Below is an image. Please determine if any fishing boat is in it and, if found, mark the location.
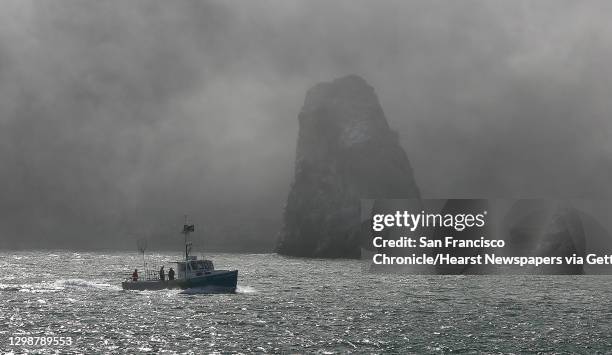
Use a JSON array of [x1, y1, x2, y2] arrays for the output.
[[121, 220, 238, 292]]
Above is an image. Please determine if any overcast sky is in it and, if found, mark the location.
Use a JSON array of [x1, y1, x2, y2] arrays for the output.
[[1, 0, 611, 249]]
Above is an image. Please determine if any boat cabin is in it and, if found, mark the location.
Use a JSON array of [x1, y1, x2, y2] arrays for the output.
[[175, 256, 215, 279]]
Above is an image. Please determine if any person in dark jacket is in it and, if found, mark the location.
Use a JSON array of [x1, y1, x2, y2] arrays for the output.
[[159, 266, 165, 281], [168, 267, 175, 281], [132, 269, 138, 282]]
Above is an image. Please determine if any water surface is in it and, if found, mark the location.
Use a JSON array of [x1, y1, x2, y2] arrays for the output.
[[1, 251, 611, 353]]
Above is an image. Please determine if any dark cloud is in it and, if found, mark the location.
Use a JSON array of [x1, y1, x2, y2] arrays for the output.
[[1, 0, 611, 249]]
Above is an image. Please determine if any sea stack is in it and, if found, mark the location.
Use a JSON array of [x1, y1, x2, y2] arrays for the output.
[[277, 75, 420, 258]]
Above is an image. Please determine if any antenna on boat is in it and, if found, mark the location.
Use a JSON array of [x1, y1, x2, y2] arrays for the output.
[[136, 238, 148, 270], [182, 215, 195, 279]]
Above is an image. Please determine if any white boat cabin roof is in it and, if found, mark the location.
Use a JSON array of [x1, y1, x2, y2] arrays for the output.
[[172, 256, 214, 271]]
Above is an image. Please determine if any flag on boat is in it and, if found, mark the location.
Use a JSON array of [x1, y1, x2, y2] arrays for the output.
[[183, 224, 195, 233]]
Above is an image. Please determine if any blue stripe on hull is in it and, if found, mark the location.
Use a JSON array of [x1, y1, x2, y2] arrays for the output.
[[122, 270, 238, 292], [184, 270, 238, 291]]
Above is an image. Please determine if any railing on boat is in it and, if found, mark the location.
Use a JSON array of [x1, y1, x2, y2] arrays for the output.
[[143, 269, 161, 281], [125, 269, 166, 281]]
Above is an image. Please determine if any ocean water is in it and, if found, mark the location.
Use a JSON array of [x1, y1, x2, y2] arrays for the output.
[[1, 251, 611, 354]]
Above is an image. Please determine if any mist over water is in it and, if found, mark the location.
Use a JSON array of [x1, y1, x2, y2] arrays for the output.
[[1, 251, 611, 353], [2, 1, 612, 249]]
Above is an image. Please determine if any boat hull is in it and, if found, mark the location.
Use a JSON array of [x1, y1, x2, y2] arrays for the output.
[[121, 270, 238, 292]]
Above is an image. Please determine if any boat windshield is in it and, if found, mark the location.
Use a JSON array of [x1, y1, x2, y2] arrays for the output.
[[191, 260, 214, 271], [176, 259, 214, 272]]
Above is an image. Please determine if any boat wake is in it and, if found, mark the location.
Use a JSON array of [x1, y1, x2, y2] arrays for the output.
[[0, 283, 20, 292], [52, 279, 121, 291], [1, 279, 120, 293]]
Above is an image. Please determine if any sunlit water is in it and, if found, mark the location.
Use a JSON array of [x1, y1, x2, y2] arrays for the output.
[[1, 251, 611, 353]]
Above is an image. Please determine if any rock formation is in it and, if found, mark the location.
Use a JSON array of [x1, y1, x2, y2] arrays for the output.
[[277, 75, 420, 258]]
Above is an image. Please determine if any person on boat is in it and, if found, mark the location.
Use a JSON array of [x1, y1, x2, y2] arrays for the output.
[[159, 266, 165, 281], [168, 267, 175, 281], [132, 269, 138, 282]]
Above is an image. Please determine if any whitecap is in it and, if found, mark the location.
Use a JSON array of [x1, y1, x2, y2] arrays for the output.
[[236, 285, 257, 294]]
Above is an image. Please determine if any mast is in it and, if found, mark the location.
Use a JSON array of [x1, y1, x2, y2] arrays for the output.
[[136, 238, 147, 270], [184, 215, 189, 261], [182, 215, 194, 279]]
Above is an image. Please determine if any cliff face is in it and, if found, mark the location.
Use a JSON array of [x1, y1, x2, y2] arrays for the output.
[[277, 75, 420, 258]]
